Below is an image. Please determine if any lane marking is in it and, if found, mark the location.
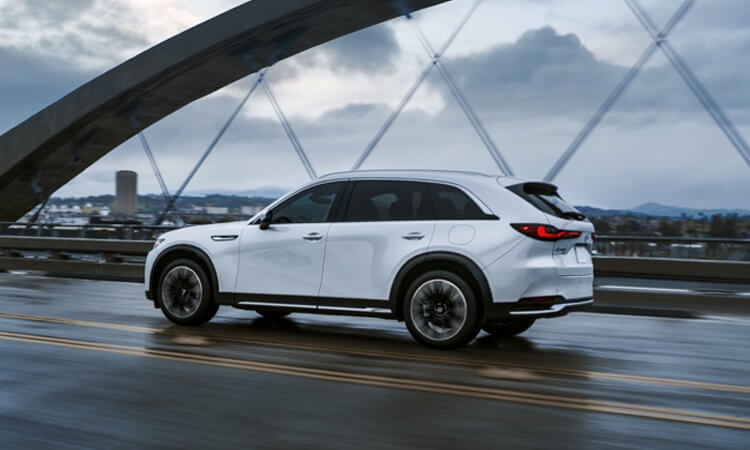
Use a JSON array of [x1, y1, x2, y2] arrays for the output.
[[1, 311, 749, 394], [0, 330, 748, 431], [597, 285, 693, 294]]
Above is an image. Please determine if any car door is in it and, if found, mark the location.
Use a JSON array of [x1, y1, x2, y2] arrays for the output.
[[235, 181, 345, 303], [319, 180, 435, 306]]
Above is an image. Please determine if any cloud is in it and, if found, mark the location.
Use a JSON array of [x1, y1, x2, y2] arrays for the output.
[[434, 25, 750, 125], [0, 0, 96, 27], [434, 26, 627, 120], [296, 23, 402, 75], [0, 0, 162, 69], [0, 47, 95, 133], [324, 24, 401, 73], [4, 1, 750, 211]]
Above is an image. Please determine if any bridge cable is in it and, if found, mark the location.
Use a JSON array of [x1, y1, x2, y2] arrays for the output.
[[404, 12, 514, 176], [543, 0, 695, 182], [127, 113, 171, 201], [135, 131, 171, 200], [260, 76, 318, 180], [625, 0, 750, 169], [351, 0, 482, 170], [156, 71, 265, 223]]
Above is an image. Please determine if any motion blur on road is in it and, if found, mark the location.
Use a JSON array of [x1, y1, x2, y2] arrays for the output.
[[1, 273, 748, 449]]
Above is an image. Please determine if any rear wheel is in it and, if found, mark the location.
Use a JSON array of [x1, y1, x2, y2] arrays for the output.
[[403, 270, 480, 349], [158, 258, 218, 325], [482, 318, 535, 337]]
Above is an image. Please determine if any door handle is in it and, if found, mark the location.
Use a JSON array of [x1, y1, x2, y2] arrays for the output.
[[303, 233, 323, 241], [402, 232, 425, 241], [211, 235, 238, 242]]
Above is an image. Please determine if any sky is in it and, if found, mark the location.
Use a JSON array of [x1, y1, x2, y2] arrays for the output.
[[1, 0, 749, 209]]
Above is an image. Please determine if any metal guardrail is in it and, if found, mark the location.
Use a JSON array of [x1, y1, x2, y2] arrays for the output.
[[594, 235, 750, 261], [1, 236, 748, 316], [0, 222, 176, 241], [1, 235, 748, 282], [0, 236, 152, 281], [4, 226, 748, 260]]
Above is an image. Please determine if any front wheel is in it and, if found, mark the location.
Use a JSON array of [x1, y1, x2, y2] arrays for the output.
[[157, 259, 219, 325], [403, 270, 481, 349], [482, 318, 535, 337]]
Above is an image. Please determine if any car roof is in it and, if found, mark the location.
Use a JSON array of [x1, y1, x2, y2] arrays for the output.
[[317, 169, 529, 186]]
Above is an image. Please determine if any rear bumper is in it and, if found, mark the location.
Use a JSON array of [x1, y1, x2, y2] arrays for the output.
[[486, 297, 594, 320]]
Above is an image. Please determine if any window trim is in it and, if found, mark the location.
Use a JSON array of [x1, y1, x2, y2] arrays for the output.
[[334, 178, 498, 223], [253, 181, 346, 225], [338, 179, 434, 223], [429, 182, 499, 221]]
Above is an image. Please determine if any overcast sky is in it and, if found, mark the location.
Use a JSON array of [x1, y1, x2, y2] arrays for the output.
[[1, 0, 749, 209]]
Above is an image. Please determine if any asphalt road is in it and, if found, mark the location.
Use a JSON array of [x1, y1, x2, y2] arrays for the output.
[[1, 273, 748, 449]]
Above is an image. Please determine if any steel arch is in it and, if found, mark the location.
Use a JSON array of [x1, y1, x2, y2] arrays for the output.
[[0, 0, 449, 221]]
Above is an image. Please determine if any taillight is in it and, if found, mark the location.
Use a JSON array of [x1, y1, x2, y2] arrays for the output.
[[511, 223, 582, 241]]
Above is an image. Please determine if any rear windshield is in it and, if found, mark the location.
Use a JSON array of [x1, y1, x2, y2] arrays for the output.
[[507, 182, 586, 221]]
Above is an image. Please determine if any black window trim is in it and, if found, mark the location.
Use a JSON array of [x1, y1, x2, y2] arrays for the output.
[[429, 182, 499, 221], [338, 179, 434, 223], [333, 178, 499, 223], [507, 182, 585, 221], [252, 180, 347, 225]]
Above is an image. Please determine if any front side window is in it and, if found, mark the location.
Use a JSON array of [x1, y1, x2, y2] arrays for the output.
[[271, 182, 342, 224], [343, 181, 432, 222]]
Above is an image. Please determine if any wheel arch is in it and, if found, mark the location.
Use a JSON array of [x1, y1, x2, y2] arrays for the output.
[[150, 245, 226, 306], [389, 252, 492, 321]]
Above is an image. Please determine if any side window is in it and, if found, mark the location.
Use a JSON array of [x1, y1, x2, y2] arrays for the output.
[[271, 182, 342, 224], [431, 184, 493, 220], [343, 181, 433, 222]]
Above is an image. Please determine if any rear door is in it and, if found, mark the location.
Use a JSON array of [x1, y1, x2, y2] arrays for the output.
[[319, 180, 435, 304]]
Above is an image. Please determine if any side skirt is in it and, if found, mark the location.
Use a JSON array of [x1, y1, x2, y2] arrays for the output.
[[231, 293, 395, 319]]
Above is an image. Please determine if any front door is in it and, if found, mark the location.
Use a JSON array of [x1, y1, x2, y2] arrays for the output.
[[236, 182, 344, 301]]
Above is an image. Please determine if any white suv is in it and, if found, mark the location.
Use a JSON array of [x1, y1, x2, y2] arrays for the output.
[[145, 170, 594, 348]]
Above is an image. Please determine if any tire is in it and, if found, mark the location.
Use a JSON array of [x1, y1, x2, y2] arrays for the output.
[[257, 310, 291, 320], [403, 270, 481, 349], [157, 258, 219, 326], [482, 318, 535, 338]]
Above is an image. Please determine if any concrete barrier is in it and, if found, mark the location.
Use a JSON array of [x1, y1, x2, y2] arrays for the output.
[[594, 256, 749, 283]]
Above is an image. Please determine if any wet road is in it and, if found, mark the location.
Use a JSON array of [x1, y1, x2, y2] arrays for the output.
[[1, 273, 748, 449]]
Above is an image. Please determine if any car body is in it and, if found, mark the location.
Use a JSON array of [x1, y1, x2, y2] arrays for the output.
[[145, 170, 594, 348]]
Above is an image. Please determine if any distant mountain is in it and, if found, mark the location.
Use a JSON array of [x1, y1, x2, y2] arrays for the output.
[[575, 203, 750, 218], [631, 202, 750, 218], [186, 186, 289, 199], [575, 206, 647, 218]]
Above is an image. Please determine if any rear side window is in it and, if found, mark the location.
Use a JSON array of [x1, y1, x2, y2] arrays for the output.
[[343, 181, 432, 222], [507, 182, 586, 221], [431, 184, 496, 220]]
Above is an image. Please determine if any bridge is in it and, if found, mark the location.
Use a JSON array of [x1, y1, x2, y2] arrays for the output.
[[0, 1, 748, 448]]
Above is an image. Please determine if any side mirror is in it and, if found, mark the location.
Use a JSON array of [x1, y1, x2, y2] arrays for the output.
[[259, 211, 272, 230]]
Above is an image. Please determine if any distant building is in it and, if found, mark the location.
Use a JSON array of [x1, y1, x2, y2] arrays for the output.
[[114, 170, 137, 215], [204, 206, 229, 215], [241, 205, 264, 216]]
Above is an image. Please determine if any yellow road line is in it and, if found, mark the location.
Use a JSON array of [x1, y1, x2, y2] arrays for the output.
[[1, 311, 749, 395], [1, 330, 748, 431]]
